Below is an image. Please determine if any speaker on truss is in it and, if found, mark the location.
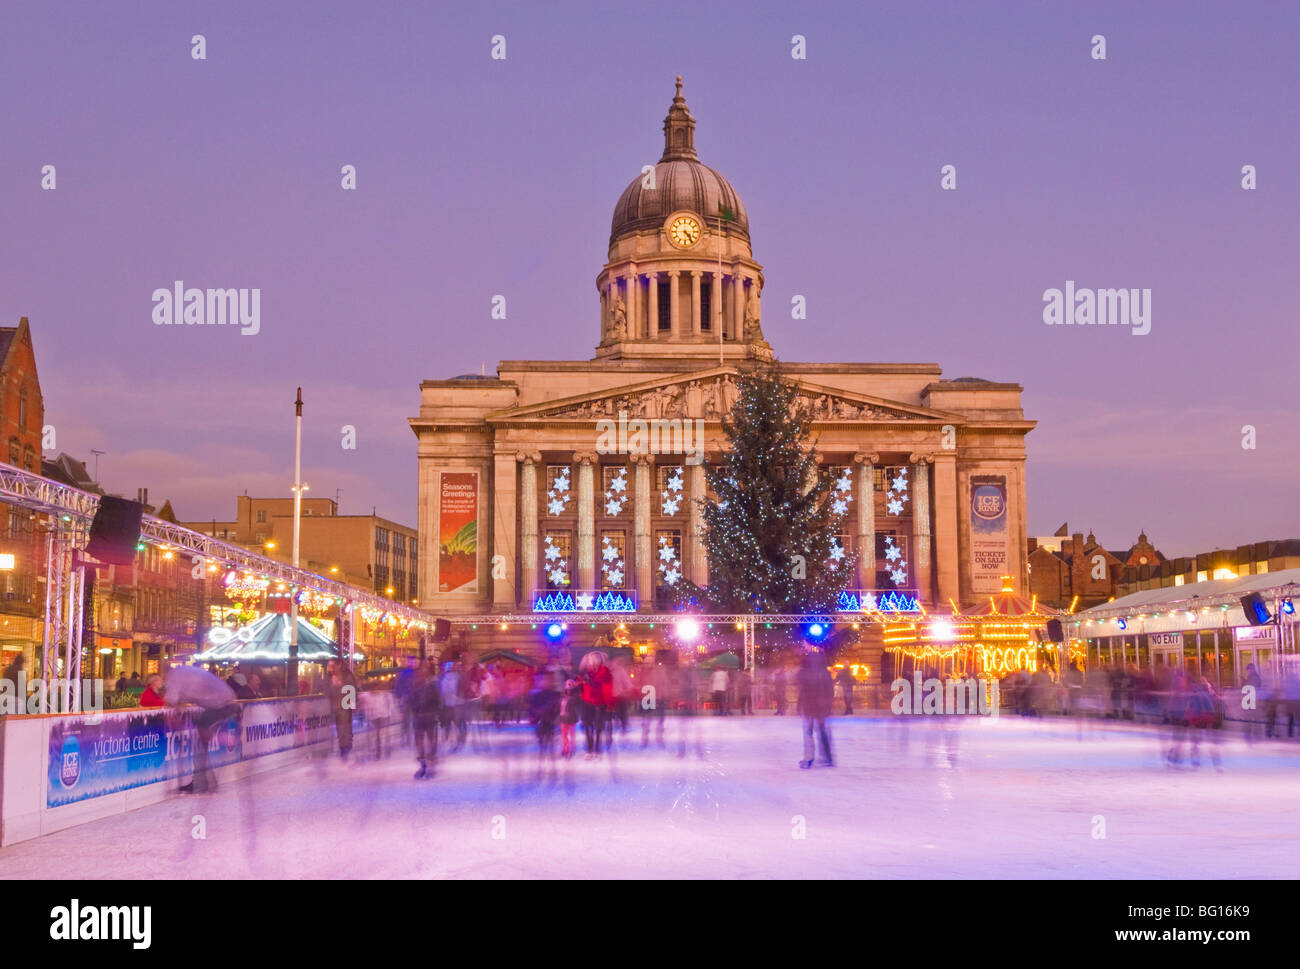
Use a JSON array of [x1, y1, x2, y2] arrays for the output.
[[1045, 619, 1065, 642], [430, 618, 452, 643], [1240, 593, 1272, 627], [86, 496, 145, 566]]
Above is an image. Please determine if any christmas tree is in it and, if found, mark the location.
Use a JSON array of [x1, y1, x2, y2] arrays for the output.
[[679, 364, 855, 620]]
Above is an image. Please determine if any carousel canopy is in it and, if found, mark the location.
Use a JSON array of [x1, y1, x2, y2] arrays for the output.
[[977, 577, 1060, 618], [195, 613, 340, 662]]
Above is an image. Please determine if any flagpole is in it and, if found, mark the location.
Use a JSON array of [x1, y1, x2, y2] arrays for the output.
[[718, 207, 724, 367]]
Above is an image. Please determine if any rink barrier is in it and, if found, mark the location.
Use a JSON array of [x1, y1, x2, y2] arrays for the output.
[[0, 694, 394, 847]]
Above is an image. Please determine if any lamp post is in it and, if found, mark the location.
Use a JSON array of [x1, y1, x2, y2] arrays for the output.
[[288, 388, 308, 695]]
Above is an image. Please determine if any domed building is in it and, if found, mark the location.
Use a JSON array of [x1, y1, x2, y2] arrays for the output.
[[410, 79, 1035, 675]]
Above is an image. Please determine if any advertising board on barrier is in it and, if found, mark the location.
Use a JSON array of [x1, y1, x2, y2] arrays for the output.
[[46, 707, 241, 808], [239, 696, 334, 759]]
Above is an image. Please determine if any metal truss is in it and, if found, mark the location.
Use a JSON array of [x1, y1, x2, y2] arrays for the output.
[[0, 462, 439, 625]]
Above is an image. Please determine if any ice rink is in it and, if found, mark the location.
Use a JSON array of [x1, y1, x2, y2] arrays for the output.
[[3, 714, 1295, 879]]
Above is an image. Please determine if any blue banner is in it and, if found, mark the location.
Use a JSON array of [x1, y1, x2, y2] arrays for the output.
[[47, 707, 241, 808]]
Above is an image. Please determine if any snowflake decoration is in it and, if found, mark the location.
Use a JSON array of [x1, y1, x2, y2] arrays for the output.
[[603, 467, 628, 517], [882, 535, 908, 587], [829, 541, 846, 563], [657, 536, 681, 586], [886, 467, 909, 517], [661, 466, 684, 516], [600, 534, 625, 588], [543, 535, 569, 586], [547, 469, 571, 517]]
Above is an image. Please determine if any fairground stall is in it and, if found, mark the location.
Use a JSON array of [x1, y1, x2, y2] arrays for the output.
[[1066, 568, 1300, 691], [881, 577, 1069, 679]]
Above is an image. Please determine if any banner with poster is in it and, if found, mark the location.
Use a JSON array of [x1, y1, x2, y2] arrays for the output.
[[437, 471, 479, 593], [46, 707, 241, 808], [969, 474, 1009, 594]]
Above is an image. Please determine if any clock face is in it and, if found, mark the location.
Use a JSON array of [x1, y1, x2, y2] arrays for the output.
[[668, 215, 701, 248]]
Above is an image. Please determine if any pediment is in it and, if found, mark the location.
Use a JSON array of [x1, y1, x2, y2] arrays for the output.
[[488, 368, 962, 424]]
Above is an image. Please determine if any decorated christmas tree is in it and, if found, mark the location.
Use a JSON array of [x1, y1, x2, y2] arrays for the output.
[[679, 364, 855, 619]]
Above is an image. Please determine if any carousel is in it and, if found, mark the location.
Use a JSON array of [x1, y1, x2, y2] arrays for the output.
[[883, 576, 1076, 679]]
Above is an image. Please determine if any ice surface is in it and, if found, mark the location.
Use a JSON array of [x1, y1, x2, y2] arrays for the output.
[[2, 715, 1295, 879]]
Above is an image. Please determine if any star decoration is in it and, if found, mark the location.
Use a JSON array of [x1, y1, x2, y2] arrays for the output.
[[829, 543, 846, 562], [658, 543, 676, 562], [836, 476, 852, 493], [662, 498, 680, 515], [885, 543, 901, 562], [832, 499, 848, 515], [887, 498, 903, 515], [605, 499, 623, 515], [601, 543, 619, 562], [606, 568, 623, 585], [575, 593, 595, 610], [544, 543, 560, 562], [891, 471, 907, 492], [610, 473, 627, 492], [664, 568, 680, 586]]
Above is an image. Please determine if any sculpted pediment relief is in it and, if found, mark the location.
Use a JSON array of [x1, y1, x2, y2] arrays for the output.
[[496, 371, 949, 424]]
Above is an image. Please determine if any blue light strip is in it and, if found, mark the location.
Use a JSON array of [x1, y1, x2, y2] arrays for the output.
[[531, 590, 638, 613], [836, 590, 922, 614]]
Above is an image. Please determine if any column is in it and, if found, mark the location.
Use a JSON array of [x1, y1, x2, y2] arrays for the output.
[[493, 453, 518, 610], [910, 455, 932, 601], [576, 453, 596, 591], [689, 463, 708, 585], [732, 273, 745, 338], [932, 452, 959, 610], [853, 453, 877, 590], [712, 270, 723, 337], [626, 268, 638, 339], [668, 270, 681, 338], [633, 456, 653, 608], [647, 272, 659, 339], [518, 453, 540, 607], [691, 271, 702, 336]]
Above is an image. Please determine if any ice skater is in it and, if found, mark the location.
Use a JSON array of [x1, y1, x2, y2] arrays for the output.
[[412, 659, 442, 779], [164, 663, 240, 794], [797, 651, 834, 768]]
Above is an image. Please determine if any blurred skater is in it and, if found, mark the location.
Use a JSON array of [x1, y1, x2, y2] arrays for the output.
[[797, 651, 834, 769], [164, 663, 239, 794], [412, 658, 442, 779]]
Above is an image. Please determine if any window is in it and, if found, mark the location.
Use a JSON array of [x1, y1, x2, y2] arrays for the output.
[[656, 464, 683, 491], [18, 391, 27, 431], [599, 529, 627, 588], [7, 438, 18, 464], [1256, 561, 1269, 575], [654, 529, 683, 606], [700, 279, 712, 331], [256, 510, 267, 523], [375, 565, 389, 592], [875, 531, 908, 588], [22, 445, 34, 472], [543, 531, 572, 590], [658, 280, 671, 331], [394, 533, 406, 557]]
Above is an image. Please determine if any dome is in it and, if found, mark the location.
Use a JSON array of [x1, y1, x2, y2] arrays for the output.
[[609, 77, 749, 245]]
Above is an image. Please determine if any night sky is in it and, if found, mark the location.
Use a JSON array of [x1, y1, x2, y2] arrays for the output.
[[2, 0, 1296, 556]]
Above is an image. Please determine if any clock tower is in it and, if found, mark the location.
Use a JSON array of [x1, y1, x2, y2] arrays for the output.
[[596, 77, 766, 360]]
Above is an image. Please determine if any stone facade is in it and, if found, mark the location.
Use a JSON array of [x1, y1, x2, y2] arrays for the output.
[[410, 80, 1035, 665]]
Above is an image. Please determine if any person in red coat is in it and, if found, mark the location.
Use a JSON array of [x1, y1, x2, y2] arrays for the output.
[[579, 651, 613, 759], [139, 674, 165, 708]]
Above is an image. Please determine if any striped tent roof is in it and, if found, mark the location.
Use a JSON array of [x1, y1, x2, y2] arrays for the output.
[[194, 613, 339, 662]]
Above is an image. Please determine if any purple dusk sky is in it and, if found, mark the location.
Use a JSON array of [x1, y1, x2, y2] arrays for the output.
[[2, 0, 1296, 557]]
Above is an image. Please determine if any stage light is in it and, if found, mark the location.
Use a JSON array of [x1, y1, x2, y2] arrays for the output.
[[545, 622, 564, 642], [1117, 618, 1127, 630], [930, 619, 955, 641], [1283, 599, 1294, 615], [804, 621, 831, 645], [676, 618, 701, 642]]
